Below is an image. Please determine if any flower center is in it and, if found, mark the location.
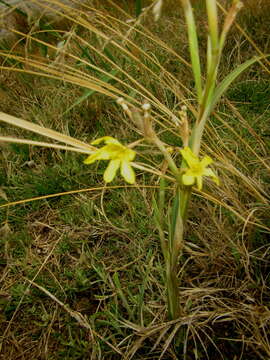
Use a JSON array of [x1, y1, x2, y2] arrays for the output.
[[191, 163, 203, 175]]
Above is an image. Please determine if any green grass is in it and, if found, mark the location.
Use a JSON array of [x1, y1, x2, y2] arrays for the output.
[[0, 0, 270, 359]]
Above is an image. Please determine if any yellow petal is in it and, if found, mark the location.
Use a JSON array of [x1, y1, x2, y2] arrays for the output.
[[196, 176, 203, 191], [123, 148, 136, 162], [84, 154, 97, 165], [204, 168, 219, 185], [201, 155, 213, 167], [104, 137, 121, 145], [104, 159, 120, 183], [91, 136, 120, 146], [121, 160, 135, 184], [212, 176, 220, 185], [180, 147, 199, 168], [83, 148, 111, 164], [182, 173, 195, 186]]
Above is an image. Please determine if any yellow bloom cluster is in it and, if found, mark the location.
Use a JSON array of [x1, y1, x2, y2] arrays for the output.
[[84, 137, 218, 190]]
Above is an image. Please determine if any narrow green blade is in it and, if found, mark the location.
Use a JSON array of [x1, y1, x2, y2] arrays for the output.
[[211, 55, 268, 111], [63, 69, 119, 115], [135, 0, 142, 17], [170, 190, 180, 250]]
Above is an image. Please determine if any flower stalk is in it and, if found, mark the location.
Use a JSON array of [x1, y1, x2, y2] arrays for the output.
[[161, 0, 243, 319]]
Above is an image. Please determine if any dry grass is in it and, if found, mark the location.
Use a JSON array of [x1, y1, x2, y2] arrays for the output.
[[0, 0, 269, 359]]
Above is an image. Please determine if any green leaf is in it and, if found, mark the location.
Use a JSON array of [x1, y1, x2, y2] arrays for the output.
[[112, 272, 133, 320], [63, 69, 119, 115], [211, 55, 269, 111], [153, 195, 168, 261], [152, 196, 160, 222], [170, 190, 180, 251], [158, 177, 166, 220], [181, 0, 202, 103], [135, 0, 142, 17]]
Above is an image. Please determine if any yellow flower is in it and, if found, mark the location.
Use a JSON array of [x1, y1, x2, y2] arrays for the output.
[[180, 147, 219, 190], [84, 136, 136, 184]]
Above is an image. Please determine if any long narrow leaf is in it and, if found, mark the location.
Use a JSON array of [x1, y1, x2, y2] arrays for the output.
[[206, 0, 219, 52], [211, 55, 268, 111], [112, 272, 133, 320], [0, 136, 93, 154], [63, 69, 119, 115], [0, 112, 94, 151], [158, 177, 166, 221], [181, 0, 202, 103], [170, 190, 180, 252], [153, 196, 168, 261], [135, 0, 142, 17]]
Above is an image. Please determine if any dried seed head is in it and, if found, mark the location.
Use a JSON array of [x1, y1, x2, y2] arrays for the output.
[[141, 103, 151, 111], [141, 102, 155, 139], [171, 115, 181, 127], [181, 105, 187, 112], [233, 0, 243, 10], [117, 97, 130, 113], [178, 105, 189, 147], [116, 97, 124, 104]]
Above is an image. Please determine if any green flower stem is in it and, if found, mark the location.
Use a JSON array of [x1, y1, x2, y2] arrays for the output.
[[192, 1, 243, 156], [165, 171, 195, 318], [166, 186, 192, 320], [192, 1, 243, 155], [166, 261, 180, 319], [191, 106, 213, 156], [171, 189, 184, 268], [152, 136, 181, 180], [166, 220, 181, 318], [192, 51, 220, 155], [179, 186, 192, 221], [196, 52, 220, 121]]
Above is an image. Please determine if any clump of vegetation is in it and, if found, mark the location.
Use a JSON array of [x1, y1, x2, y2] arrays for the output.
[[0, 0, 269, 359]]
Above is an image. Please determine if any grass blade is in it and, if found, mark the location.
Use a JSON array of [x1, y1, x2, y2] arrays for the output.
[[153, 196, 168, 261], [63, 69, 119, 115], [0, 136, 93, 154], [0, 112, 95, 151], [135, 0, 142, 17], [211, 55, 268, 110], [170, 190, 180, 252], [112, 272, 134, 320]]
